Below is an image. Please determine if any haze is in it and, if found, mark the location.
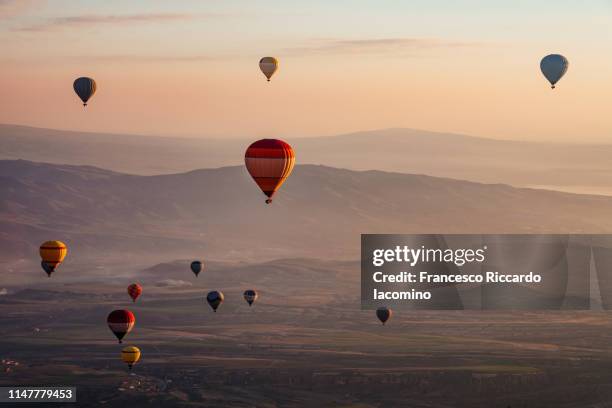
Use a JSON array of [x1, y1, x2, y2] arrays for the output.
[[1, 1, 612, 141]]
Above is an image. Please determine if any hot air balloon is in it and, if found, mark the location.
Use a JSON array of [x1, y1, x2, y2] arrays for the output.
[[190, 261, 203, 277], [376, 307, 392, 325], [73, 77, 97, 106], [39, 241, 67, 277], [206, 291, 224, 312], [245, 139, 295, 204], [540, 54, 568, 89], [243, 289, 258, 306], [41, 261, 54, 277], [127, 284, 142, 303], [259, 57, 278, 82], [107, 310, 135, 343], [121, 346, 141, 370]]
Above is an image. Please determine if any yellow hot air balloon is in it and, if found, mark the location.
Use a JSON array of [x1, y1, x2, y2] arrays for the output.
[[39, 241, 67, 277], [259, 57, 278, 82], [121, 346, 141, 370]]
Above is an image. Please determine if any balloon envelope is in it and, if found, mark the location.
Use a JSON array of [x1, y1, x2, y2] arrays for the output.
[[73, 77, 97, 106], [376, 307, 392, 325], [107, 310, 135, 343], [244, 289, 258, 306], [39, 241, 67, 276], [540, 54, 568, 89], [259, 57, 278, 81], [121, 346, 141, 370], [127, 283, 142, 303], [190, 261, 203, 277], [244, 139, 295, 204], [206, 291, 224, 312]]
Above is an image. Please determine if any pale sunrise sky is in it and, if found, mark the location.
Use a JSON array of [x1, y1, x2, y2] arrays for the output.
[[1, 0, 612, 141]]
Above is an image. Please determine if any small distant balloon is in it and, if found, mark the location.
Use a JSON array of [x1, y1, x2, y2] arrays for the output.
[[376, 307, 392, 325], [121, 346, 141, 370], [243, 289, 258, 306], [540, 54, 568, 89], [245, 139, 295, 204], [39, 241, 67, 277], [206, 291, 224, 312], [41, 261, 54, 277], [107, 309, 135, 343], [73, 77, 97, 106], [259, 57, 278, 82], [127, 283, 142, 303], [190, 261, 203, 277]]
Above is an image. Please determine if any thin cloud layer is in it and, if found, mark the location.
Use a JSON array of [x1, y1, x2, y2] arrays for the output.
[[67, 54, 214, 63], [0, 0, 38, 18], [155, 279, 193, 288], [284, 37, 482, 56], [15, 12, 207, 32]]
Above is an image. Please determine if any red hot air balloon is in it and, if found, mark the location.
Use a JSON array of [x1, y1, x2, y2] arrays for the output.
[[107, 310, 135, 343], [244, 139, 295, 204], [127, 283, 142, 303]]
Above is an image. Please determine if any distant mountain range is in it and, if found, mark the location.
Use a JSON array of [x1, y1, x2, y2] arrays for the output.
[[2, 124, 612, 194], [3, 159, 612, 269]]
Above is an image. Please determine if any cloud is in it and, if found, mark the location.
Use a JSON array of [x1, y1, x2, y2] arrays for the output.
[[284, 37, 482, 56], [67, 54, 214, 63], [15, 12, 212, 32], [155, 279, 193, 288], [0, 0, 39, 18]]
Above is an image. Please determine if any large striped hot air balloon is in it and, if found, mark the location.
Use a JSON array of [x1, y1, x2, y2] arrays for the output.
[[39, 240, 67, 277], [127, 283, 142, 303], [121, 346, 141, 370], [259, 57, 278, 82], [244, 139, 295, 204], [107, 310, 135, 343], [73, 77, 97, 106]]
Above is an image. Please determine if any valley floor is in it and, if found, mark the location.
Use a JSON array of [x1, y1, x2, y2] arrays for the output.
[[2, 259, 612, 407]]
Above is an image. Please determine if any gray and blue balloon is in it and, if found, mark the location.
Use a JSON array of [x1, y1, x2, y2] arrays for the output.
[[540, 54, 568, 89]]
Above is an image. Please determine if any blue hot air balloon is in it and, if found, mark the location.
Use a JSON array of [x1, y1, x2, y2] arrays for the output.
[[540, 54, 568, 89]]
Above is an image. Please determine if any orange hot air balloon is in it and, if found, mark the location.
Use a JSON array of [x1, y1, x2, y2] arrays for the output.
[[39, 241, 68, 277], [127, 283, 142, 303], [244, 139, 295, 204]]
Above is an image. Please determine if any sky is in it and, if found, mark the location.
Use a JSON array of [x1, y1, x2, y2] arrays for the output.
[[0, 0, 612, 141]]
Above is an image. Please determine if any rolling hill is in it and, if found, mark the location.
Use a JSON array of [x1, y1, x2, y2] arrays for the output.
[[3, 124, 612, 194], [3, 159, 612, 268]]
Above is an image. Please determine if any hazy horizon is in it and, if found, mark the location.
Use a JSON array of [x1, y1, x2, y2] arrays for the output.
[[4, 121, 612, 145]]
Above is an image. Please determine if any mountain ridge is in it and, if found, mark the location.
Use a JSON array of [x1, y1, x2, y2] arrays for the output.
[[3, 124, 612, 196], [3, 159, 612, 272]]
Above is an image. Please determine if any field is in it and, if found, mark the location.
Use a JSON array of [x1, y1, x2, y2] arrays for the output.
[[3, 259, 612, 407]]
